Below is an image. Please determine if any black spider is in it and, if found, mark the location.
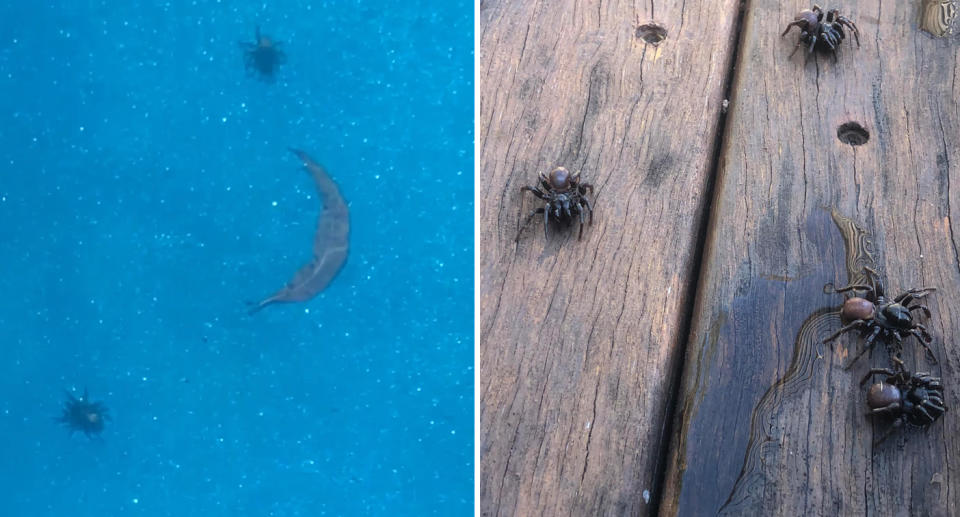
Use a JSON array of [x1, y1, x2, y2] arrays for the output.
[[515, 167, 594, 242], [860, 366, 946, 443], [782, 5, 860, 61], [239, 26, 287, 81], [57, 388, 109, 438], [822, 266, 936, 368]]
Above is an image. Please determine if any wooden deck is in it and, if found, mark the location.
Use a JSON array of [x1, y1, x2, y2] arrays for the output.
[[478, 1, 960, 515]]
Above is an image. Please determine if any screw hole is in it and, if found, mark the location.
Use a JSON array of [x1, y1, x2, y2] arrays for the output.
[[636, 23, 667, 45], [837, 122, 869, 146]]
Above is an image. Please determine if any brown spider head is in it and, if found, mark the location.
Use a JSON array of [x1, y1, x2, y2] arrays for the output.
[[840, 296, 875, 323]]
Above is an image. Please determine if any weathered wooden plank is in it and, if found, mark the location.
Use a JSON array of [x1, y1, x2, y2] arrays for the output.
[[661, 1, 960, 515], [478, 0, 740, 514]]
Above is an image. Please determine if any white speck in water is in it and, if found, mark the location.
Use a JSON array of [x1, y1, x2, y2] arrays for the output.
[[132, 498, 139, 504], [643, 490, 650, 503]]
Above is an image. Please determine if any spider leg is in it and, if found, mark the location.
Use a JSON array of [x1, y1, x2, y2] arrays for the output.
[[543, 202, 552, 241], [838, 16, 860, 46], [859, 266, 886, 297], [823, 319, 866, 343], [911, 324, 933, 343], [577, 206, 585, 240], [581, 196, 594, 225], [915, 405, 936, 423], [834, 283, 874, 295], [915, 373, 943, 389], [894, 287, 936, 304], [860, 368, 896, 386], [824, 29, 838, 48], [886, 330, 905, 361], [907, 327, 938, 363], [822, 30, 839, 62], [843, 325, 882, 370], [862, 324, 882, 349], [781, 20, 805, 37], [868, 403, 902, 417], [515, 207, 545, 242], [925, 395, 945, 409], [834, 22, 845, 38], [520, 186, 549, 200], [807, 33, 818, 54], [906, 304, 932, 318]]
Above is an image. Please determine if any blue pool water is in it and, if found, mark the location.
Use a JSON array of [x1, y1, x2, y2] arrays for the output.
[[0, 1, 473, 515]]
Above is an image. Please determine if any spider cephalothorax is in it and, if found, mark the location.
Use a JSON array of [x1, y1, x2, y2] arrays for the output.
[[822, 267, 936, 367], [782, 5, 860, 60], [515, 167, 594, 242], [860, 366, 946, 443], [240, 26, 287, 81]]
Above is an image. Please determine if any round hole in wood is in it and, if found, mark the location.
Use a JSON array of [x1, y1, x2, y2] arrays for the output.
[[837, 122, 870, 146], [636, 23, 667, 45]]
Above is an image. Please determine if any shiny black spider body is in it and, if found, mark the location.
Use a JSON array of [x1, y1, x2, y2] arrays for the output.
[[782, 5, 860, 60], [861, 367, 946, 441], [57, 388, 109, 437], [823, 267, 936, 368], [240, 26, 287, 81], [516, 167, 594, 242]]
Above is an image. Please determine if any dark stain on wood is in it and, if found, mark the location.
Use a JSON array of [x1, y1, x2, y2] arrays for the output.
[[721, 210, 876, 513], [720, 307, 840, 514], [249, 148, 349, 314], [644, 153, 674, 187]]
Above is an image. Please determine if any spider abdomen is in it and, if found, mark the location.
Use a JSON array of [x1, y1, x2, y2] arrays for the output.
[[840, 297, 875, 322], [867, 382, 901, 410]]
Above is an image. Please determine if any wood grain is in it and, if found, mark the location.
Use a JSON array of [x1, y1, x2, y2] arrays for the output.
[[660, 1, 960, 515], [478, 0, 739, 514]]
